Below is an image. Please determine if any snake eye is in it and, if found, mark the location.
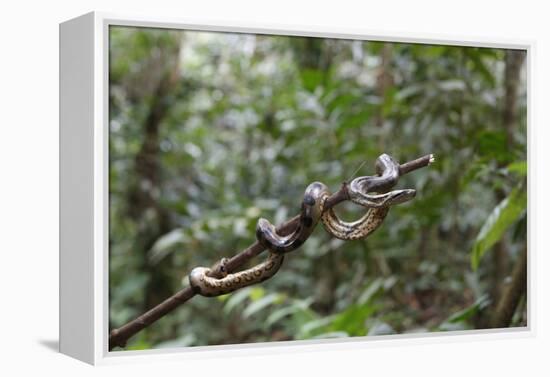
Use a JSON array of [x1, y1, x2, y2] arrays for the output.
[[302, 216, 313, 227], [303, 194, 316, 206]]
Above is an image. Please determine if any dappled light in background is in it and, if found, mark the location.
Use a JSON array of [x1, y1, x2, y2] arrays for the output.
[[108, 26, 526, 350]]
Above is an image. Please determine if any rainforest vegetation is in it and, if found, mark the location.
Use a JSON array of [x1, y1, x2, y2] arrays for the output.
[[108, 26, 527, 350]]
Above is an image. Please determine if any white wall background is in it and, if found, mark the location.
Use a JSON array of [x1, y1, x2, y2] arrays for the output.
[[0, 0, 548, 375]]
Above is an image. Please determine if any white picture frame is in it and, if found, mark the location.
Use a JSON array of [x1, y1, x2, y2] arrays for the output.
[[59, 11, 533, 365]]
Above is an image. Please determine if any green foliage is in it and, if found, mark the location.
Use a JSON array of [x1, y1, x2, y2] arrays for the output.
[[507, 161, 527, 177], [471, 185, 527, 270], [243, 293, 285, 318], [108, 26, 527, 349], [439, 294, 491, 331]]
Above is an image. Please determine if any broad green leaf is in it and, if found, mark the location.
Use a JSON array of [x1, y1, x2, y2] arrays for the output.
[[357, 276, 397, 305], [125, 333, 152, 351], [298, 316, 335, 339], [265, 298, 313, 327], [471, 187, 527, 270], [326, 303, 378, 337], [445, 295, 490, 324], [216, 293, 230, 302], [459, 158, 490, 189], [148, 229, 186, 264], [476, 130, 510, 163], [467, 49, 496, 87], [242, 293, 282, 318], [325, 93, 357, 113], [438, 80, 466, 92], [357, 278, 383, 305], [382, 87, 397, 116], [300, 68, 324, 92], [266, 306, 302, 327], [223, 287, 252, 314], [249, 286, 266, 301], [507, 161, 527, 177]]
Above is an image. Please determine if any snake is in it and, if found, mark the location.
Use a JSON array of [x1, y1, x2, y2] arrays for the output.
[[255, 181, 331, 254], [190, 154, 416, 296], [190, 182, 330, 297], [348, 153, 402, 207], [320, 188, 416, 240], [320, 153, 416, 240], [189, 253, 284, 297]]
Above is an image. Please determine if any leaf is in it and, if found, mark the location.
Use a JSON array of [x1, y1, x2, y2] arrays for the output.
[[265, 298, 313, 327], [445, 294, 491, 324], [223, 287, 252, 314], [300, 68, 324, 92], [471, 186, 527, 270], [476, 130, 511, 163], [340, 107, 371, 130], [326, 303, 377, 337], [459, 157, 491, 189], [357, 276, 396, 305], [467, 49, 496, 87], [148, 229, 186, 264], [266, 306, 302, 327], [249, 286, 266, 301], [325, 93, 357, 113], [125, 333, 152, 351], [395, 84, 424, 101], [242, 293, 282, 318], [382, 87, 397, 116], [298, 316, 335, 338], [438, 80, 466, 92], [357, 278, 383, 305], [507, 161, 527, 177]]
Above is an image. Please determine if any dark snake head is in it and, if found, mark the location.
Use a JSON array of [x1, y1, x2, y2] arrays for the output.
[[386, 188, 416, 205], [210, 258, 229, 278]]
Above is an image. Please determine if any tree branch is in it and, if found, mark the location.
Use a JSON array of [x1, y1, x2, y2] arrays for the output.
[[109, 153, 434, 350]]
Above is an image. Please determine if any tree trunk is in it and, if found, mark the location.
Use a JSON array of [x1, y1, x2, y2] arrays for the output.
[[490, 50, 526, 302], [490, 246, 527, 328], [375, 43, 393, 149], [126, 40, 182, 311]]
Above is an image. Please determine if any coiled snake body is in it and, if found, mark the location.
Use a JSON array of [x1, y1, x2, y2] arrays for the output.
[[320, 189, 415, 240], [321, 154, 416, 239], [189, 253, 283, 297], [189, 154, 416, 297], [189, 181, 330, 297], [256, 182, 331, 254]]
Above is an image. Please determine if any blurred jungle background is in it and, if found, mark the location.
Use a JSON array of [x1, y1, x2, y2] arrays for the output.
[[108, 26, 527, 350]]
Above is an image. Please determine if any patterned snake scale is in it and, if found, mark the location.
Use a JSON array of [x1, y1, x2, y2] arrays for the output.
[[189, 182, 330, 297], [256, 182, 331, 254], [321, 154, 416, 239], [320, 190, 415, 240], [189, 154, 415, 297], [189, 253, 284, 297]]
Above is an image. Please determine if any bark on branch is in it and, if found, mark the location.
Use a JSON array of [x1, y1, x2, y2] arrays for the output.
[[109, 153, 434, 350]]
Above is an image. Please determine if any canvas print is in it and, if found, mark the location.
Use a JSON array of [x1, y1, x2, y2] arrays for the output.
[[108, 25, 527, 351]]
